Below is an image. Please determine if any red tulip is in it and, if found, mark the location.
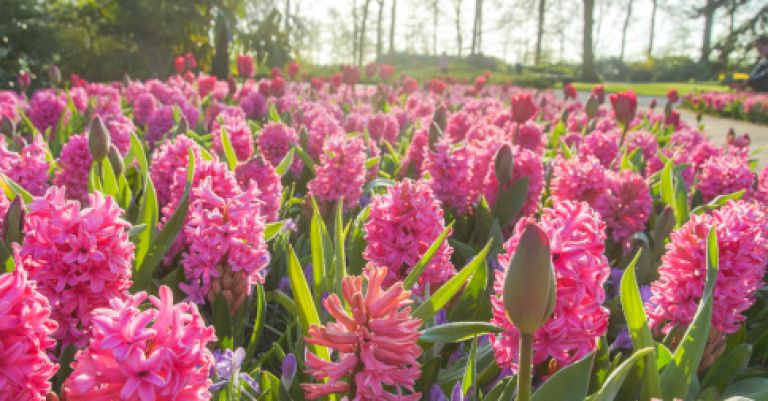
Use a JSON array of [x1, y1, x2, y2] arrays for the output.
[[330, 73, 342, 89], [271, 67, 283, 79], [184, 53, 197, 70], [237, 55, 255, 78], [270, 76, 286, 98], [365, 62, 378, 78], [198, 75, 217, 98], [667, 89, 679, 104], [590, 85, 605, 104], [310, 77, 324, 91], [174, 56, 186, 74], [511, 92, 539, 123], [287, 61, 300, 79], [402, 76, 419, 94], [379, 64, 394, 81], [17, 70, 30, 91], [610, 91, 638, 126], [563, 83, 577, 100]]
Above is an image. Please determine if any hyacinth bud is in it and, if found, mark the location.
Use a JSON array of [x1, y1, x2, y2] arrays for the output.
[[0, 117, 14, 137], [107, 145, 124, 176], [2, 197, 24, 245], [48, 64, 61, 85], [503, 222, 556, 335], [88, 116, 110, 162], [176, 115, 189, 135], [281, 353, 297, 387], [494, 144, 514, 186], [585, 95, 599, 119]]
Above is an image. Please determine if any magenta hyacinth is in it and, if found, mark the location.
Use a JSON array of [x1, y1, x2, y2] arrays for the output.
[[212, 105, 254, 161], [482, 145, 544, 219], [104, 114, 135, 154], [363, 179, 455, 291], [696, 154, 754, 202], [53, 134, 92, 203], [579, 129, 620, 167], [149, 134, 203, 207], [20, 187, 135, 346], [594, 170, 652, 243], [0, 136, 50, 196], [257, 122, 301, 175], [302, 267, 422, 401], [63, 286, 216, 401], [551, 155, 613, 205], [491, 201, 610, 372], [28, 89, 67, 134], [513, 122, 546, 155], [366, 112, 399, 144], [0, 266, 58, 401], [425, 141, 475, 215], [236, 154, 283, 222], [647, 201, 768, 334], [308, 134, 367, 209]]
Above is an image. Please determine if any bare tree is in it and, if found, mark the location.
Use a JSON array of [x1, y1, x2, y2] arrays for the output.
[[534, 0, 546, 65], [582, 0, 599, 81], [454, 0, 463, 56], [648, 0, 658, 58], [619, 0, 634, 62], [376, 0, 385, 59], [359, 0, 372, 65], [353, 0, 359, 63], [389, 0, 396, 53], [433, 1, 439, 55]]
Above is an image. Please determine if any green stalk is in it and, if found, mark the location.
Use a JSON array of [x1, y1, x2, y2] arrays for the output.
[[517, 333, 534, 401]]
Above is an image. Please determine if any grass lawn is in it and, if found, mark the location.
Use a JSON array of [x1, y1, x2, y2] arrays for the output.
[[564, 82, 730, 97]]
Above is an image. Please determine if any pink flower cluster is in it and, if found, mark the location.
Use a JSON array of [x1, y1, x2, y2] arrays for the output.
[[696, 154, 754, 202], [491, 201, 609, 371], [53, 134, 92, 203], [647, 201, 768, 334], [308, 135, 367, 209], [0, 136, 50, 196], [211, 105, 254, 161], [364, 179, 455, 291], [257, 122, 301, 175], [28, 89, 67, 134], [0, 266, 58, 401], [482, 145, 544, 219], [20, 187, 135, 346], [302, 267, 422, 401], [63, 286, 216, 401], [425, 141, 474, 214], [149, 134, 203, 207], [236, 154, 284, 222]]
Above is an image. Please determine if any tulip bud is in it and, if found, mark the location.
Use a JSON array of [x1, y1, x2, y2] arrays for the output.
[[2, 197, 24, 245], [503, 222, 556, 335], [48, 65, 61, 86], [88, 116, 110, 162], [0, 117, 14, 137], [585, 95, 599, 119], [494, 144, 514, 186], [511, 92, 538, 123], [299, 125, 309, 150], [664, 101, 673, 119], [429, 106, 446, 149], [107, 145, 124, 176]]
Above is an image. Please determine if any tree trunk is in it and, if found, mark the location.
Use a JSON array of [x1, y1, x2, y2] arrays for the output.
[[284, 0, 290, 47], [471, 0, 483, 54], [619, 0, 633, 63], [359, 0, 371, 66], [212, 10, 230, 79], [353, 0, 359, 64], [376, 0, 384, 59], [534, 0, 546, 65], [581, 0, 599, 82], [389, 0, 396, 53], [647, 0, 657, 58], [700, 0, 715, 63], [455, 0, 462, 56], [433, 1, 438, 55]]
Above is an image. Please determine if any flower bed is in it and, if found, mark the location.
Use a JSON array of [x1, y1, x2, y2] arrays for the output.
[[683, 91, 768, 124]]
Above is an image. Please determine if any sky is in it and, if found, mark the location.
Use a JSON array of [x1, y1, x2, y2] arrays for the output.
[[292, 0, 761, 66]]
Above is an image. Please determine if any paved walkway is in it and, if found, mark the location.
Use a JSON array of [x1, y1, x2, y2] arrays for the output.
[[679, 110, 768, 168]]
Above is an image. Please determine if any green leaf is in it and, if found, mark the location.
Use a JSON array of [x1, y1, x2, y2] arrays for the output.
[[531, 352, 594, 401], [310, 200, 330, 299], [722, 378, 768, 400], [0, 174, 33, 204], [127, 132, 148, 177], [413, 241, 491, 322], [131, 155, 195, 292], [268, 104, 281, 122], [672, 169, 689, 227], [264, 220, 287, 241], [448, 257, 489, 322], [700, 343, 752, 393], [218, 124, 238, 170], [100, 158, 119, 199], [462, 337, 478, 397], [403, 222, 454, 289], [333, 200, 346, 295], [246, 285, 266, 364], [365, 156, 381, 169], [620, 250, 661, 400], [660, 160, 675, 209], [53, 345, 78, 392], [420, 322, 503, 344], [588, 348, 654, 401], [294, 146, 316, 175], [659, 227, 719, 400], [482, 377, 516, 401], [274, 148, 296, 177], [691, 190, 746, 215], [287, 245, 329, 360], [560, 141, 573, 159], [213, 293, 233, 349], [135, 177, 158, 267]]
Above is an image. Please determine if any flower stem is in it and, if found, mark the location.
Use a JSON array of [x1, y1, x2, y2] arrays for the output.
[[517, 333, 534, 401]]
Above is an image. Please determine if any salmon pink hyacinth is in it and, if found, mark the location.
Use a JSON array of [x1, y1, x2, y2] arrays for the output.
[[236, 154, 283, 222], [647, 201, 768, 334], [0, 266, 58, 401], [149, 134, 203, 207], [696, 154, 754, 202], [302, 267, 422, 401], [425, 141, 475, 215], [363, 179, 455, 291], [20, 187, 134, 346], [53, 134, 92, 203], [594, 170, 652, 243], [491, 201, 610, 371], [308, 135, 367, 209], [212, 105, 254, 161], [63, 286, 216, 401]]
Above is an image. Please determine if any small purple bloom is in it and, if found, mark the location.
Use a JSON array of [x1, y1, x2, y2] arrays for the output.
[[282, 353, 297, 383]]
